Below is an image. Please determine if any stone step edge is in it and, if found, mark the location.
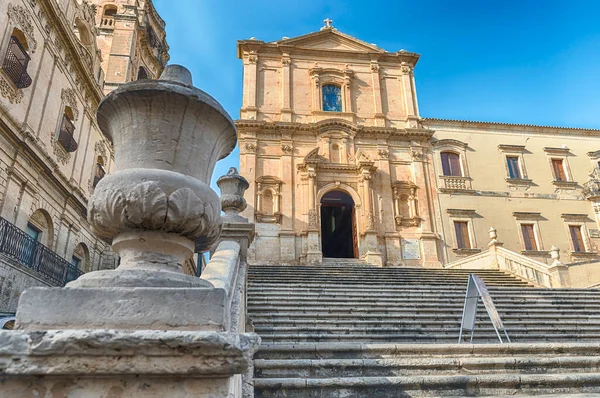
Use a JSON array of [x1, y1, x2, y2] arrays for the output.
[[253, 372, 600, 389], [254, 356, 600, 369], [257, 342, 600, 355]]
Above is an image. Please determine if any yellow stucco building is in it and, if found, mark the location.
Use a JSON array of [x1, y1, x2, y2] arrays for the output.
[[236, 21, 600, 278]]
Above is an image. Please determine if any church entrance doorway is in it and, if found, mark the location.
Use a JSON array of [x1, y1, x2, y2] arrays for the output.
[[320, 190, 358, 259]]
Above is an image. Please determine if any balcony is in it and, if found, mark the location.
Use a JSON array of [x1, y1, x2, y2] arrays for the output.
[[100, 16, 115, 29], [2, 36, 32, 89], [0, 217, 83, 286], [583, 168, 600, 201], [439, 176, 474, 194], [58, 115, 78, 152]]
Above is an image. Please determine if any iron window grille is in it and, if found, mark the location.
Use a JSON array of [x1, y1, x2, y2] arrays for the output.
[[58, 114, 78, 152], [2, 36, 32, 89]]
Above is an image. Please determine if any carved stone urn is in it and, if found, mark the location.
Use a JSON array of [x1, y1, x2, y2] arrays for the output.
[[217, 167, 249, 222], [74, 65, 237, 288]]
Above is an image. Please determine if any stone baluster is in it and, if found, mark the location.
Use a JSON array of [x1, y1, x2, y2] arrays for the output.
[[2, 65, 259, 398]]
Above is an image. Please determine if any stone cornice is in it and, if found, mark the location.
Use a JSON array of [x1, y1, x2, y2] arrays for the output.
[[237, 29, 420, 65], [236, 119, 434, 141], [424, 118, 600, 137]]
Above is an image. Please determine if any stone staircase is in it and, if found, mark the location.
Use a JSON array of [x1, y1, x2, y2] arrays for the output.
[[247, 264, 600, 397]]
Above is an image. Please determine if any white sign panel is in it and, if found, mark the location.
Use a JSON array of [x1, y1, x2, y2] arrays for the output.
[[401, 238, 421, 260]]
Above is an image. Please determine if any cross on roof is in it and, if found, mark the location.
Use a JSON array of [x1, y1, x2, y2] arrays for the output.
[[323, 18, 333, 29]]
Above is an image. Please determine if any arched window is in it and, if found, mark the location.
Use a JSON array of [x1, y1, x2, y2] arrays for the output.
[[101, 5, 117, 27], [137, 66, 149, 80], [440, 152, 462, 176], [2, 28, 32, 89], [322, 84, 342, 112], [103, 5, 117, 17], [57, 107, 78, 152]]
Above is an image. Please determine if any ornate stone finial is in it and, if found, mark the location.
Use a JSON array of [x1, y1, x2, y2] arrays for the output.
[[217, 167, 249, 223], [79, 64, 237, 288], [488, 226, 503, 247], [321, 18, 333, 30], [550, 245, 561, 264]]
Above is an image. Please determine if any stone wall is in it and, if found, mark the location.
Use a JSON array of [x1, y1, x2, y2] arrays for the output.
[[0, 254, 52, 313]]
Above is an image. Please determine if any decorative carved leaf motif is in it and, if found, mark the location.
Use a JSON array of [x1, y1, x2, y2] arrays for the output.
[[125, 181, 167, 230], [89, 188, 125, 238], [166, 188, 205, 236]]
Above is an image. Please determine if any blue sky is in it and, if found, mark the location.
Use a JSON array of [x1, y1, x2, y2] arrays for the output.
[[153, 0, 600, 187]]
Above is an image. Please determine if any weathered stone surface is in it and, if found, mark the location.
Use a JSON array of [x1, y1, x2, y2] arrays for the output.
[[15, 287, 232, 331], [0, 330, 260, 376]]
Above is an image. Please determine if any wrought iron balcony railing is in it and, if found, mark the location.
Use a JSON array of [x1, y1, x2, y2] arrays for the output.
[[2, 36, 32, 89], [0, 217, 83, 286], [58, 115, 78, 152]]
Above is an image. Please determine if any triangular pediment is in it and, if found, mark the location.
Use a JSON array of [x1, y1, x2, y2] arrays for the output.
[[274, 29, 384, 54]]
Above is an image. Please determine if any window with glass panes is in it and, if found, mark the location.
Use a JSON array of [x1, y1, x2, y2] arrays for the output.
[[506, 156, 521, 179], [441, 152, 462, 176]]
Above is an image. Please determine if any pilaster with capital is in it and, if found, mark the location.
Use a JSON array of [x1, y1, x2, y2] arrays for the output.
[[242, 52, 258, 119], [370, 59, 385, 126], [281, 54, 292, 121]]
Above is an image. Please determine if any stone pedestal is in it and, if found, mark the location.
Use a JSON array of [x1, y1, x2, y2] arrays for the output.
[[306, 230, 323, 264], [363, 231, 383, 266]]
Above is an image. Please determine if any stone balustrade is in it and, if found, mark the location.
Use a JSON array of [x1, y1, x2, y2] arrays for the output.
[[439, 175, 473, 192], [445, 227, 571, 288]]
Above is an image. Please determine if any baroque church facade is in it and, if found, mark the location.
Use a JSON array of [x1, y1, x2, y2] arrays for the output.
[[0, 0, 168, 312], [237, 22, 600, 269]]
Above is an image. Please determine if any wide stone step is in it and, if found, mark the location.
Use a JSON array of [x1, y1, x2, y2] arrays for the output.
[[259, 333, 600, 343], [251, 319, 600, 328], [254, 356, 600, 378], [254, 326, 600, 335], [253, 373, 600, 397]]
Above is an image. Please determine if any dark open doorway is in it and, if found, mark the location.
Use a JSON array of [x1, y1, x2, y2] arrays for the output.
[[320, 190, 357, 259]]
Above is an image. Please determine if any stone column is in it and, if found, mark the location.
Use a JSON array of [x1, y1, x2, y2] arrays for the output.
[[3, 66, 259, 398]]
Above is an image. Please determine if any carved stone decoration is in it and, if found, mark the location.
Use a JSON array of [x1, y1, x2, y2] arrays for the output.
[[0, 75, 24, 104], [583, 167, 600, 201], [378, 149, 389, 160], [61, 88, 80, 120], [392, 180, 421, 228], [50, 133, 71, 165], [75, 65, 237, 289], [7, 4, 38, 53], [217, 167, 249, 222], [255, 175, 282, 223], [410, 147, 426, 162], [94, 140, 107, 158], [244, 142, 257, 153], [281, 144, 293, 155], [308, 209, 319, 228]]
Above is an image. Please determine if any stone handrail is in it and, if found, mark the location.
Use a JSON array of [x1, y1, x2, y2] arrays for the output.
[[444, 227, 570, 288], [201, 241, 241, 317], [495, 247, 553, 287], [444, 250, 493, 270]]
